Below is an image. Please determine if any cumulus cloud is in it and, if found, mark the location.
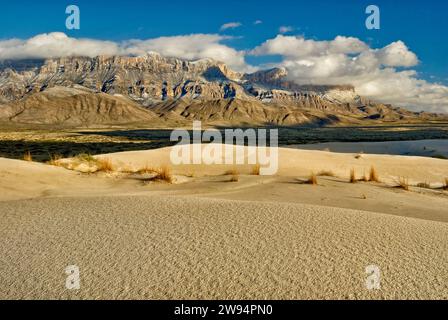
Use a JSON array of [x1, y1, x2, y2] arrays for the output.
[[0, 33, 120, 60], [254, 20, 263, 25], [0, 32, 253, 73], [251, 35, 448, 113], [123, 34, 252, 72], [220, 22, 242, 31]]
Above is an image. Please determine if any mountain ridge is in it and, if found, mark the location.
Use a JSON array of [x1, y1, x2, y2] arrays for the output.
[[0, 54, 446, 127]]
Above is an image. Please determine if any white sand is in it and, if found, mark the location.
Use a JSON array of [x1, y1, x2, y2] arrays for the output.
[[0, 145, 447, 299]]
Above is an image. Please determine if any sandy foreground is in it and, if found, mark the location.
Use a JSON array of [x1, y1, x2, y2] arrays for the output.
[[0, 145, 447, 299]]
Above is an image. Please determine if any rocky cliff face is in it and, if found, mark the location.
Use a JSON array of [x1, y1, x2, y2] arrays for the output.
[[0, 54, 444, 126]]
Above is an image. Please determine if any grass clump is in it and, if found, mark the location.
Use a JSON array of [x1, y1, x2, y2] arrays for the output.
[[443, 178, 448, 190], [349, 168, 357, 183], [251, 164, 261, 176], [47, 154, 64, 166], [368, 166, 380, 182], [96, 158, 114, 172], [395, 177, 410, 191], [23, 151, 33, 162], [155, 166, 173, 183], [305, 172, 318, 185]]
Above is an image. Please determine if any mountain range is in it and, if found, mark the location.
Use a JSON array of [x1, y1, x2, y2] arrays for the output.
[[0, 53, 446, 127]]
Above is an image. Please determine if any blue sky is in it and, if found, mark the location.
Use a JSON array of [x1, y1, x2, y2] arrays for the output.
[[0, 0, 446, 82], [0, 0, 447, 112]]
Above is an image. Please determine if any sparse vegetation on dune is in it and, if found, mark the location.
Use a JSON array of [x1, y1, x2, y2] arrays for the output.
[[96, 158, 114, 172], [443, 178, 448, 190], [23, 151, 32, 162], [251, 164, 261, 176], [47, 154, 64, 166], [350, 168, 357, 183], [395, 177, 410, 191], [368, 166, 380, 182], [155, 166, 173, 183], [305, 172, 318, 185]]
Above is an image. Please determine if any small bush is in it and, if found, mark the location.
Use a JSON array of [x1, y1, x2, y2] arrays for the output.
[[23, 151, 33, 162]]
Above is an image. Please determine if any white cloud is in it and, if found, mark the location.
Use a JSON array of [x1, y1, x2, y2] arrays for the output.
[[0, 33, 120, 60], [220, 22, 242, 31], [0, 32, 253, 73], [254, 20, 263, 25], [250, 35, 448, 113], [278, 26, 294, 34], [123, 34, 252, 72]]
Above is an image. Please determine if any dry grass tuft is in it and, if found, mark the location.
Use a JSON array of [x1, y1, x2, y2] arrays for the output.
[[23, 151, 33, 162], [317, 170, 335, 177], [395, 177, 410, 191], [47, 154, 64, 166], [155, 166, 173, 183], [305, 172, 318, 185], [251, 164, 261, 176], [349, 168, 357, 183], [96, 158, 114, 172], [443, 178, 448, 190], [368, 166, 380, 182]]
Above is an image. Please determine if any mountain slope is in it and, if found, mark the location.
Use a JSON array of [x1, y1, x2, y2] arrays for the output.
[[0, 86, 156, 126]]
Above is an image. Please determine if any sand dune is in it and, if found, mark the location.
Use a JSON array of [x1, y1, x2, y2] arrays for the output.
[[0, 145, 447, 299]]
